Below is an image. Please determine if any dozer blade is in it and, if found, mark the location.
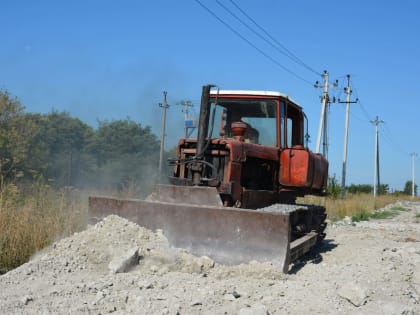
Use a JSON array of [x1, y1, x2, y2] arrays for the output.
[[89, 186, 291, 272]]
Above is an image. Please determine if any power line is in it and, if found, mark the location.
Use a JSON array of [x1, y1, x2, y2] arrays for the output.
[[218, 0, 321, 76], [349, 84, 372, 122], [349, 110, 367, 122], [351, 80, 411, 157], [193, 0, 315, 86], [380, 123, 409, 156], [351, 78, 410, 155], [331, 74, 348, 103]]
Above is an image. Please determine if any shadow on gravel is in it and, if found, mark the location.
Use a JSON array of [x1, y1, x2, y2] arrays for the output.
[[288, 239, 337, 274]]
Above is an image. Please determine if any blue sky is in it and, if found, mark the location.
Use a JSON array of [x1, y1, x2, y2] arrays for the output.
[[1, 0, 419, 191]]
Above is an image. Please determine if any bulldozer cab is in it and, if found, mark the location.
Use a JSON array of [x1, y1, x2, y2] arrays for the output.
[[216, 100, 276, 145], [209, 90, 306, 149]]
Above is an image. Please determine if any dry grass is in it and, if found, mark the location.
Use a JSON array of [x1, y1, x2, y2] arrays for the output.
[[0, 183, 87, 274], [298, 193, 416, 221]]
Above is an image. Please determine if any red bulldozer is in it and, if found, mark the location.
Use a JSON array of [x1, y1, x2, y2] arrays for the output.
[[89, 84, 329, 272]]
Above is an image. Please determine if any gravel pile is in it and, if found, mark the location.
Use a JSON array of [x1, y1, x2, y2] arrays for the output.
[[1, 201, 420, 314], [256, 203, 310, 213]]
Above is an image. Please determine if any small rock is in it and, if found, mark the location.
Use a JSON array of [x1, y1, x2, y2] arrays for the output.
[[338, 282, 367, 307], [191, 300, 203, 306], [157, 266, 169, 275], [150, 265, 159, 273], [21, 295, 33, 305], [106, 305, 117, 313], [139, 280, 154, 289], [198, 256, 215, 269], [224, 293, 236, 301], [189, 256, 215, 274], [108, 247, 140, 273], [93, 290, 106, 305], [342, 216, 352, 225], [155, 295, 167, 301]]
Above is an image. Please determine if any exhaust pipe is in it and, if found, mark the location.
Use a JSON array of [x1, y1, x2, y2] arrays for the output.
[[192, 84, 213, 185]]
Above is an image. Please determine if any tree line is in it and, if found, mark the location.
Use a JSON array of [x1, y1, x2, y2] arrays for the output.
[[327, 174, 417, 199], [0, 89, 162, 195]]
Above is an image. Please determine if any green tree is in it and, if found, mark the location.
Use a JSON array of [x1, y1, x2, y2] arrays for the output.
[[403, 180, 417, 196], [348, 184, 372, 194], [0, 90, 38, 185], [327, 174, 341, 199], [378, 183, 389, 195], [90, 119, 160, 194], [36, 111, 95, 187]]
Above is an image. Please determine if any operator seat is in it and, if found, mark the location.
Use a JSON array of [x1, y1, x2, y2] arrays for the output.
[[244, 124, 259, 143], [231, 121, 259, 143]]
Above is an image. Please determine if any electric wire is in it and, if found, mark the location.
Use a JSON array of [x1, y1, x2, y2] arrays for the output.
[[351, 85, 372, 122], [349, 110, 366, 122], [228, 0, 321, 76], [333, 75, 347, 103], [193, 0, 314, 86], [380, 123, 410, 156], [216, 0, 321, 77], [351, 80, 411, 157]]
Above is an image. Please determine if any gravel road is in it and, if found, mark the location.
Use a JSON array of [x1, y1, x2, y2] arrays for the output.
[[1, 201, 419, 314]]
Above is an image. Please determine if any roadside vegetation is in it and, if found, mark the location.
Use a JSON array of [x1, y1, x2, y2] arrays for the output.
[[350, 205, 410, 222], [300, 175, 418, 222], [0, 89, 163, 274], [300, 193, 415, 221], [0, 182, 86, 274]]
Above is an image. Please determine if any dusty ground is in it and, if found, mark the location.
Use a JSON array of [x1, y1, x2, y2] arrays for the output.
[[1, 201, 419, 314]]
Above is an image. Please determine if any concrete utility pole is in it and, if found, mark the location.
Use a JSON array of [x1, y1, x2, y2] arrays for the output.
[[370, 116, 384, 197], [411, 152, 417, 198], [315, 70, 337, 159], [338, 74, 358, 198], [159, 91, 169, 175], [177, 100, 194, 138]]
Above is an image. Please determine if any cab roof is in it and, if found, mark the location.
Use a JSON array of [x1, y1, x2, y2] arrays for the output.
[[209, 89, 301, 108]]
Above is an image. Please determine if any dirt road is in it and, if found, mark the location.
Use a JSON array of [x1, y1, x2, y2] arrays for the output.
[[1, 201, 419, 314]]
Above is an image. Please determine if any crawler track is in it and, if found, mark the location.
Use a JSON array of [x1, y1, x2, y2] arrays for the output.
[[257, 203, 327, 262]]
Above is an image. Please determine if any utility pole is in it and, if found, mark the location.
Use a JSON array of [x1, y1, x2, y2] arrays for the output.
[[338, 74, 358, 198], [159, 91, 169, 176], [315, 70, 337, 159], [177, 100, 194, 138], [411, 152, 417, 198], [370, 116, 384, 197]]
